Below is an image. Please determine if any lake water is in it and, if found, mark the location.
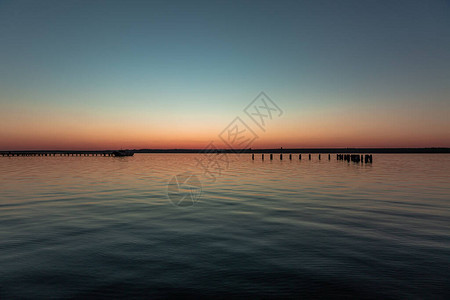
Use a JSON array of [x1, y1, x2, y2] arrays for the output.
[[0, 154, 449, 298]]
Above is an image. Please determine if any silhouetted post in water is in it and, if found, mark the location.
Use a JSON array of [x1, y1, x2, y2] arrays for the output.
[[270, 154, 273, 160], [309, 154, 311, 160], [252, 153, 254, 160], [319, 154, 321, 160], [262, 154, 264, 160], [328, 154, 331, 160], [364, 154, 373, 163], [299, 154, 302, 160], [289, 154, 292, 160], [280, 154, 283, 160], [350, 154, 360, 163]]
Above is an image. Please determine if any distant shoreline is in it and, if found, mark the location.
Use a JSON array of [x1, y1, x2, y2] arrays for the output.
[[136, 148, 450, 154], [1, 148, 449, 154]]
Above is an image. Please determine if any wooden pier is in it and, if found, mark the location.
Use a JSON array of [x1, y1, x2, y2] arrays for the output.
[[336, 154, 373, 163], [252, 153, 373, 163], [0, 151, 125, 157]]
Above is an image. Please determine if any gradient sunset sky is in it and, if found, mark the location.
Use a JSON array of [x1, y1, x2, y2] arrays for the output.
[[0, 0, 449, 150]]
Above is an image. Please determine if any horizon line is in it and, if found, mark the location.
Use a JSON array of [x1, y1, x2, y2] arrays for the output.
[[1, 147, 450, 154]]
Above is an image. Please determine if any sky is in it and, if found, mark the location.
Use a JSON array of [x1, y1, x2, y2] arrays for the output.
[[0, 0, 449, 150]]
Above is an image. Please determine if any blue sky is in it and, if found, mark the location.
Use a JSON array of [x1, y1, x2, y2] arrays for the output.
[[0, 0, 449, 149]]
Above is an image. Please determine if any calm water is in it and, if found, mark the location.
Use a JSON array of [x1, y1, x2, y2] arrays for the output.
[[0, 154, 449, 299]]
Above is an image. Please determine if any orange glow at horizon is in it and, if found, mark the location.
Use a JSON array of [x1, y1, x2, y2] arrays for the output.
[[1, 99, 449, 150], [2, 121, 449, 151]]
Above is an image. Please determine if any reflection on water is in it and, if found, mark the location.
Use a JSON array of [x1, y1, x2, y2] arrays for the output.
[[0, 154, 449, 298]]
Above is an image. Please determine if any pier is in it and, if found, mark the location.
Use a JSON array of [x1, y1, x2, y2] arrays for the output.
[[336, 154, 373, 163], [252, 153, 373, 163], [0, 151, 122, 157]]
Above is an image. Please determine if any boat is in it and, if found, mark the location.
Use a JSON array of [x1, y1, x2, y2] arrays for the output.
[[112, 150, 134, 157]]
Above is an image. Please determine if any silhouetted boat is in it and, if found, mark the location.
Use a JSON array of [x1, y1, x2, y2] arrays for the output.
[[112, 150, 134, 157]]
